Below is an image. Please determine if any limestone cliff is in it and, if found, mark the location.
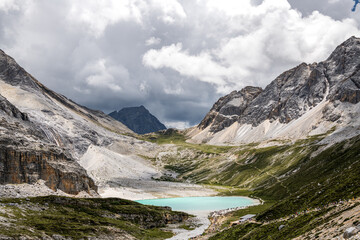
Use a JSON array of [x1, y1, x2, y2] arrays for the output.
[[0, 147, 96, 194]]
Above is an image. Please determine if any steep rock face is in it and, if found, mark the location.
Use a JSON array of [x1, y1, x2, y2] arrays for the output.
[[0, 96, 97, 194], [325, 37, 360, 103], [0, 147, 96, 194], [109, 106, 166, 134], [0, 50, 132, 155], [190, 37, 360, 144], [199, 87, 263, 132]]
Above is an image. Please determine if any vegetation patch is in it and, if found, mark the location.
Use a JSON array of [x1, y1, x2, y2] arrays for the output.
[[256, 135, 360, 220], [141, 129, 234, 154], [139, 129, 359, 239], [0, 196, 188, 239], [210, 209, 329, 240]]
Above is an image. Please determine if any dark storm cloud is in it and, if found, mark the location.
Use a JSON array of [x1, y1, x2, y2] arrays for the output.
[[0, 0, 360, 129]]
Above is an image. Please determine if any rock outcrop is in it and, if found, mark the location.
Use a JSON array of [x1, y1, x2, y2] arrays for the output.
[[199, 87, 263, 132], [0, 147, 96, 194], [343, 227, 359, 239], [190, 36, 360, 144], [0, 93, 97, 194], [0, 94, 28, 121]]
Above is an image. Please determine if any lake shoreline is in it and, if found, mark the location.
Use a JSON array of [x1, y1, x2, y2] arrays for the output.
[[98, 179, 218, 200], [98, 179, 261, 239], [138, 196, 261, 240]]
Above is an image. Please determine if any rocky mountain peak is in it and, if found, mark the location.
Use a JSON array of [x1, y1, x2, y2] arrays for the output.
[[198, 86, 262, 131], [328, 36, 360, 58], [109, 106, 166, 134], [325, 36, 360, 76], [133, 105, 149, 113], [191, 37, 360, 144]]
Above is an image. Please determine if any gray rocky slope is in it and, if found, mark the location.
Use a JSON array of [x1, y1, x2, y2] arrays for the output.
[[189, 36, 360, 145], [0, 49, 162, 196]]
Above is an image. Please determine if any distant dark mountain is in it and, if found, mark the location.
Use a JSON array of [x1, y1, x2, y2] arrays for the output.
[[109, 106, 166, 134]]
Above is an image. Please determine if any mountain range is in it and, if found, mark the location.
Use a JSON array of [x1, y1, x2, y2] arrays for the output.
[[189, 36, 360, 145], [0, 37, 359, 239]]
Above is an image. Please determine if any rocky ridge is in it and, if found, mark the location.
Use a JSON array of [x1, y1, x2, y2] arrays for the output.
[[189, 36, 360, 145], [0, 49, 163, 196]]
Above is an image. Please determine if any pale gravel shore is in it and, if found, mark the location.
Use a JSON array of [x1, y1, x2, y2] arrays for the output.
[[98, 178, 218, 201], [162, 199, 260, 240], [167, 210, 211, 240]]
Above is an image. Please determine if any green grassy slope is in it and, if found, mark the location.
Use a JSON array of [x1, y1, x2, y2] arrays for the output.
[[0, 196, 188, 239], [143, 130, 321, 191], [210, 135, 360, 239], [142, 130, 360, 239], [255, 135, 360, 220]]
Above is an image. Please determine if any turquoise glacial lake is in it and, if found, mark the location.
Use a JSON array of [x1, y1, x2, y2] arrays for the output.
[[136, 196, 256, 211]]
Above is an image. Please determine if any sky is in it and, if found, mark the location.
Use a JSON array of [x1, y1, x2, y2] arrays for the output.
[[1, 0, 360, 129]]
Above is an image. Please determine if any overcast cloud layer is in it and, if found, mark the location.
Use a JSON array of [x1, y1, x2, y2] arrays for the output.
[[0, 0, 359, 128]]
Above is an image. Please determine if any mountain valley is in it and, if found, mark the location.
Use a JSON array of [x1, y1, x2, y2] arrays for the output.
[[0, 37, 360, 239]]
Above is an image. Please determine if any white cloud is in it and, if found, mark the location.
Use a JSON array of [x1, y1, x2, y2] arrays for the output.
[[67, 0, 186, 37], [143, 0, 360, 93], [67, 0, 145, 37], [150, 0, 187, 24], [0, 0, 20, 12], [143, 43, 228, 86], [80, 59, 128, 93], [164, 121, 192, 129], [164, 83, 184, 95], [145, 37, 161, 46], [139, 81, 150, 93], [2, 0, 360, 125]]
